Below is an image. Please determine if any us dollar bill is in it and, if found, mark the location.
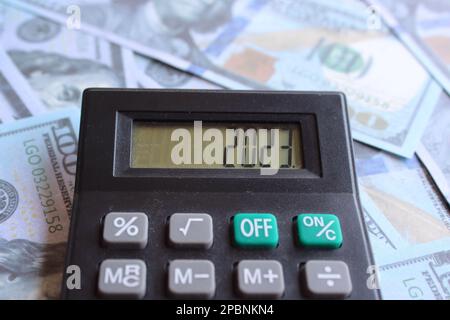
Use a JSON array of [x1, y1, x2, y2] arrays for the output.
[[377, 239, 450, 300], [122, 49, 220, 90], [354, 142, 450, 299], [417, 93, 450, 206], [0, 3, 132, 111], [0, 109, 79, 299], [355, 142, 450, 252], [0, 48, 46, 123], [7, 0, 442, 156], [367, 0, 450, 95]]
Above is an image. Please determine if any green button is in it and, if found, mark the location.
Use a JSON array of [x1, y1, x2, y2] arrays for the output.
[[233, 213, 279, 248], [297, 214, 342, 249]]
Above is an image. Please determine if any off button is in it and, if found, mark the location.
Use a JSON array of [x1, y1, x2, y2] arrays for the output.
[[233, 213, 279, 248]]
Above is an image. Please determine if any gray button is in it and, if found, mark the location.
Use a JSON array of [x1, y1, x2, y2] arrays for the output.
[[302, 260, 352, 298], [98, 259, 146, 299], [103, 212, 148, 248], [237, 260, 285, 298], [168, 260, 215, 298], [169, 213, 213, 249]]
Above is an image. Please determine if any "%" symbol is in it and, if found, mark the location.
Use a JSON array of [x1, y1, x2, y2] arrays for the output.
[[113, 216, 139, 236]]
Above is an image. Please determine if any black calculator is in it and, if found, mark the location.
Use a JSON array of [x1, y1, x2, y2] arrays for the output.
[[62, 89, 379, 300]]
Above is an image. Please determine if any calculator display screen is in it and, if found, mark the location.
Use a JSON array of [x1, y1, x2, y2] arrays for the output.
[[131, 122, 303, 169]]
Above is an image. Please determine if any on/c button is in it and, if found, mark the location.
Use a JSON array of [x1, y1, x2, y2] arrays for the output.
[[233, 213, 279, 248]]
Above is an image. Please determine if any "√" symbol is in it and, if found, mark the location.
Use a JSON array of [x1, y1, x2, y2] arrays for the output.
[[113, 216, 139, 236]]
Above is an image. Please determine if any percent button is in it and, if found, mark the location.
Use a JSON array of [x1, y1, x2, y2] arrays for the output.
[[103, 212, 148, 249]]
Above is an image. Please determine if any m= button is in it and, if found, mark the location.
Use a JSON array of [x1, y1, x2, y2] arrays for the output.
[[169, 213, 213, 249]]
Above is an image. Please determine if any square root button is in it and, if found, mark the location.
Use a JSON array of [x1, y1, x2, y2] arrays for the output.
[[169, 213, 213, 249], [168, 260, 215, 299], [98, 259, 146, 299], [103, 212, 148, 249], [301, 260, 352, 299], [236, 260, 285, 299]]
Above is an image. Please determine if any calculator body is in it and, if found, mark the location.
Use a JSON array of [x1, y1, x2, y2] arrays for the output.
[[62, 89, 379, 300]]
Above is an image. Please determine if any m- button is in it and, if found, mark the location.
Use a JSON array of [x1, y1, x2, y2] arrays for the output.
[[168, 259, 215, 299], [236, 260, 285, 298]]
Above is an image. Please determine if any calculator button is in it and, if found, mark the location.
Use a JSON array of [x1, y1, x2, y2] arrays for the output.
[[103, 212, 148, 249], [296, 214, 342, 248], [233, 213, 279, 248], [236, 260, 285, 299], [168, 260, 215, 299], [301, 260, 352, 299], [98, 259, 146, 299], [168, 213, 213, 249]]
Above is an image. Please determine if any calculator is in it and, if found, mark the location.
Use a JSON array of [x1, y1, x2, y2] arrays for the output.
[[62, 89, 379, 300]]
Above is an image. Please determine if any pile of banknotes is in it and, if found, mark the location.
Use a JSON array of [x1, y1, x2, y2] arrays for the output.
[[0, 0, 448, 299]]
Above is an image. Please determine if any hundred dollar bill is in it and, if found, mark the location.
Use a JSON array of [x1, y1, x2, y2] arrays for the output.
[[122, 49, 220, 90], [355, 143, 450, 253], [367, 0, 450, 95], [0, 48, 46, 123], [377, 239, 450, 300], [7, 0, 442, 156], [417, 93, 450, 206], [0, 109, 79, 299], [354, 143, 450, 299], [0, 3, 132, 111]]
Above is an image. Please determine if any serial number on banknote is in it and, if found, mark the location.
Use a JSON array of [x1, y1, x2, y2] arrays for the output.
[[24, 139, 64, 233]]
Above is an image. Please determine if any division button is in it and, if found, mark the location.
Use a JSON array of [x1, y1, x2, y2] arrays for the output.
[[233, 213, 279, 248], [296, 213, 343, 248], [98, 259, 146, 299], [236, 260, 285, 298], [103, 212, 148, 249], [168, 260, 216, 299], [301, 260, 352, 299], [169, 213, 213, 249]]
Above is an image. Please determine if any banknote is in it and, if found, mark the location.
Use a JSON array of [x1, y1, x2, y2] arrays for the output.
[[354, 142, 450, 299], [355, 143, 450, 252], [0, 3, 133, 111], [0, 109, 79, 299], [122, 49, 220, 90], [0, 48, 46, 123], [377, 239, 450, 300], [367, 0, 450, 95], [7, 0, 442, 157], [417, 93, 450, 206]]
